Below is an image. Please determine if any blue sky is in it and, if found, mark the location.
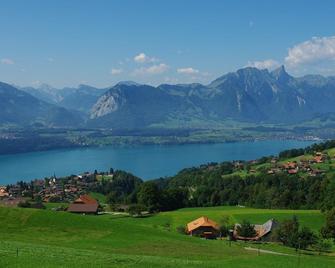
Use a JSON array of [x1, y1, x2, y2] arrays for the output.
[[1, 0, 335, 88]]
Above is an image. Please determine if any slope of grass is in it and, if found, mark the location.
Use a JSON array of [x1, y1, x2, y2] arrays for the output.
[[0, 206, 333, 267]]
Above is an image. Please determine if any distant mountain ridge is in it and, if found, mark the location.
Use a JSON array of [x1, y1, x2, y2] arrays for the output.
[[88, 66, 335, 128], [20, 84, 107, 114], [2, 66, 335, 129], [0, 82, 83, 127]]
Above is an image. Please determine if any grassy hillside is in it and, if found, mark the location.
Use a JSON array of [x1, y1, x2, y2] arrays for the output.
[[0, 205, 333, 267]]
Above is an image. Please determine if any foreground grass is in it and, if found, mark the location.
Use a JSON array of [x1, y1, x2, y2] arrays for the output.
[[0, 206, 333, 267]]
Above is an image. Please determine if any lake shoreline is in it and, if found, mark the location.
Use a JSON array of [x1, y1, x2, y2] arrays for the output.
[[0, 140, 316, 185], [0, 136, 321, 157]]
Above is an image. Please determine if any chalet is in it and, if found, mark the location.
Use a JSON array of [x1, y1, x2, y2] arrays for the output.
[[67, 194, 99, 214], [233, 219, 277, 241], [0, 187, 9, 198], [283, 162, 297, 170], [314, 156, 323, 163], [186, 216, 220, 239]]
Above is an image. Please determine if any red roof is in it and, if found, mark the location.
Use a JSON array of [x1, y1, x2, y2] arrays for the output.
[[74, 194, 98, 205], [68, 194, 99, 213], [288, 169, 298, 174]]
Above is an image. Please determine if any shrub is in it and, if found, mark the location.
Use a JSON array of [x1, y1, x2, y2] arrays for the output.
[[127, 204, 147, 217], [236, 220, 256, 238], [176, 225, 187, 235]]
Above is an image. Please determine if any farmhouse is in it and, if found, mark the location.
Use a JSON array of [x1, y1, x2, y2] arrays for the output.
[[233, 219, 276, 241], [0, 187, 9, 198], [68, 194, 99, 214], [186, 216, 220, 239]]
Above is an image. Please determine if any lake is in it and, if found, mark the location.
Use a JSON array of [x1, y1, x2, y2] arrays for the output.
[[0, 140, 315, 184]]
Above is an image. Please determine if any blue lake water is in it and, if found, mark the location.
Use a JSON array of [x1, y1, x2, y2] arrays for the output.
[[0, 140, 315, 184]]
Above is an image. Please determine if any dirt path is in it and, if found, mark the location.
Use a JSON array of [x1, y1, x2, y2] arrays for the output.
[[244, 247, 294, 256]]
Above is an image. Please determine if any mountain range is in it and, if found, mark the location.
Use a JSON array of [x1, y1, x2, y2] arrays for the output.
[[2, 66, 335, 129]]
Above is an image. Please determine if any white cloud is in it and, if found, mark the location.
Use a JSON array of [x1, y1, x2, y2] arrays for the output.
[[47, 57, 54, 62], [110, 68, 123, 75], [134, 63, 169, 75], [1, 58, 15, 65], [285, 36, 335, 66], [134, 53, 157, 63], [246, 59, 280, 70], [177, 67, 199, 75]]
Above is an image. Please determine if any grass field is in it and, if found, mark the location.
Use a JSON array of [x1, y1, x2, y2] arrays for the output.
[[0, 205, 334, 267]]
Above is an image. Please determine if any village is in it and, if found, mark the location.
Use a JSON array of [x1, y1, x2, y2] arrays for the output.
[[0, 170, 113, 211], [0, 150, 332, 211], [228, 150, 332, 178]]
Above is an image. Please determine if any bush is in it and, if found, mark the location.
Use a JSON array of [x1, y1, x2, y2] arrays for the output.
[[176, 225, 187, 235], [219, 215, 233, 237], [17, 201, 31, 208], [321, 208, 335, 239], [127, 204, 147, 217], [236, 220, 256, 237], [313, 238, 333, 254], [30, 202, 46, 209]]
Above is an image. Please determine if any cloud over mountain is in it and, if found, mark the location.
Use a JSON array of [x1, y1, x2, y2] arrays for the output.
[[285, 36, 335, 66]]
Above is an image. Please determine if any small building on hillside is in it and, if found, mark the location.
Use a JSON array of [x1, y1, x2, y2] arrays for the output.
[[0, 187, 9, 199], [233, 219, 277, 241], [68, 194, 99, 214], [186, 216, 220, 239]]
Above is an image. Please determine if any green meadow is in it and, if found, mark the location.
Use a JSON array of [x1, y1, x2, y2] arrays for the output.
[[0, 206, 334, 267]]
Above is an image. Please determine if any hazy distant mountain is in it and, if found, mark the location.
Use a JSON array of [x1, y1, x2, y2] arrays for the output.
[[5, 66, 335, 129], [88, 66, 335, 128], [21, 84, 106, 114], [0, 82, 84, 127]]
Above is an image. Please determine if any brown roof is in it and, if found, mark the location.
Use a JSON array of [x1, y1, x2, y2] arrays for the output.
[[74, 194, 98, 205], [68, 203, 98, 213], [234, 219, 275, 241], [187, 216, 219, 233]]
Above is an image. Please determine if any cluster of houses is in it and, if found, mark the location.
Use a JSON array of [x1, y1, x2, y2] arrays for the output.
[[36, 173, 97, 202], [265, 152, 329, 177], [1, 172, 97, 203], [0, 170, 114, 212], [186, 216, 276, 241]]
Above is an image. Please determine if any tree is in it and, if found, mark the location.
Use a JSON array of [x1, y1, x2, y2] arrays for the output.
[[275, 216, 300, 248], [321, 208, 335, 239], [236, 220, 256, 238], [137, 182, 161, 212], [275, 216, 317, 250], [219, 215, 232, 237], [298, 226, 317, 250]]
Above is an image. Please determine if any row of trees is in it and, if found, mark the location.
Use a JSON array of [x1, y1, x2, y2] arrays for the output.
[[165, 172, 335, 211]]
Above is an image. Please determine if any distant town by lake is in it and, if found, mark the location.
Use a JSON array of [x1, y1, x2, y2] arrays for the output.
[[0, 140, 315, 184]]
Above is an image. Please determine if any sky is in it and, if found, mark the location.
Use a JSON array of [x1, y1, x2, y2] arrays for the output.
[[0, 0, 335, 88]]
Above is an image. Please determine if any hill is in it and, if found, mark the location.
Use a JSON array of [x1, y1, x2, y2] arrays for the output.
[[161, 140, 335, 211], [0, 205, 333, 267]]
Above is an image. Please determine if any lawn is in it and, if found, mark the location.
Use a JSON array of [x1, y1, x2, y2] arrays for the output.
[[0, 206, 333, 267]]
